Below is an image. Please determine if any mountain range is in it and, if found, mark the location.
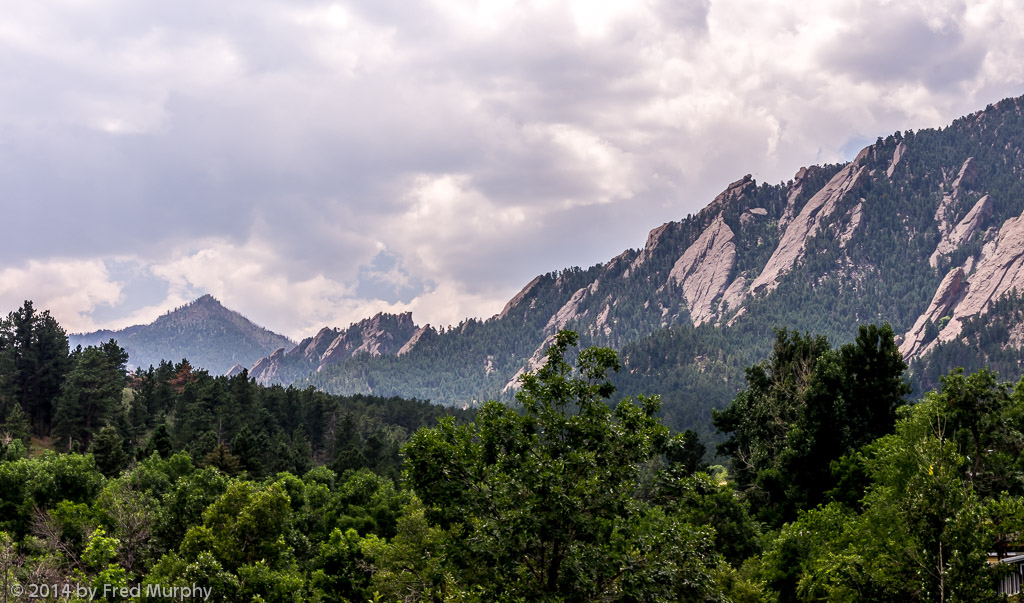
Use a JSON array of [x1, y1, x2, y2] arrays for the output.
[[74, 95, 1024, 436]]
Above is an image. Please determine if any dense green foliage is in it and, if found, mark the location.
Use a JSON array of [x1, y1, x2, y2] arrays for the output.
[[714, 324, 910, 526], [1, 307, 757, 601], [403, 331, 724, 600]]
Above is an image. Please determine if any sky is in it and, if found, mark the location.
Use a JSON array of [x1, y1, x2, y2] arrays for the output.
[[2, 0, 1023, 340]]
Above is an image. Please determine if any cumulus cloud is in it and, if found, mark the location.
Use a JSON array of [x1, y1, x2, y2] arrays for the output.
[[2, 0, 1024, 337], [0, 260, 122, 332]]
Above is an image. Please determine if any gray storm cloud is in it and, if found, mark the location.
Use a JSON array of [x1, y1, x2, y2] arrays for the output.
[[0, 0, 1022, 337]]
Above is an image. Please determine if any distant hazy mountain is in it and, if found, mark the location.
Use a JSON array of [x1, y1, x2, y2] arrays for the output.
[[70, 295, 294, 375]]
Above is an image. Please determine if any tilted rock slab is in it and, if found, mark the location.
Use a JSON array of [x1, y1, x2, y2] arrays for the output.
[[668, 215, 737, 326], [938, 210, 1024, 345], [929, 194, 992, 267], [750, 158, 868, 294], [899, 268, 964, 358]]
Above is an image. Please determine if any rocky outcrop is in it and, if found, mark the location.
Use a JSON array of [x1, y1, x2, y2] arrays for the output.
[[249, 348, 287, 384], [903, 206, 1024, 360], [246, 312, 420, 383], [631, 176, 752, 274], [929, 195, 992, 267], [720, 275, 748, 314], [668, 215, 737, 325], [502, 333, 554, 393], [708, 174, 754, 211], [750, 159, 868, 294], [594, 304, 612, 336], [320, 312, 418, 365], [545, 287, 590, 333], [899, 268, 965, 358], [1008, 323, 1024, 349], [934, 157, 977, 235], [496, 275, 545, 320], [740, 207, 768, 226], [779, 167, 810, 230], [630, 222, 674, 271], [294, 326, 341, 361], [398, 325, 431, 356], [952, 157, 977, 192], [887, 142, 906, 178], [839, 202, 865, 248], [937, 210, 1024, 345], [225, 364, 246, 378]]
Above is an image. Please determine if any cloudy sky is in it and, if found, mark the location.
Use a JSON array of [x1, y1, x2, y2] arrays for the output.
[[1, 0, 1023, 339]]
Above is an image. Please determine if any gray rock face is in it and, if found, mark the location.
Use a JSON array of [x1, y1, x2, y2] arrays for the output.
[[249, 348, 287, 383], [750, 159, 868, 294], [720, 275, 748, 316], [902, 204, 1024, 361], [934, 157, 977, 236], [839, 202, 865, 248], [631, 222, 673, 271], [887, 141, 906, 178], [708, 174, 754, 211], [320, 312, 418, 366], [779, 167, 810, 230], [668, 215, 737, 326], [246, 312, 420, 384], [496, 275, 545, 320], [938, 210, 1024, 345], [740, 207, 768, 226], [398, 325, 431, 356], [929, 194, 992, 267], [899, 268, 964, 358], [297, 326, 341, 361], [545, 286, 591, 333]]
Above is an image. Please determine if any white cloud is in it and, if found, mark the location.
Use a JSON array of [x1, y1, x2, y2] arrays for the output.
[[2, 0, 1024, 336], [0, 260, 122, 333]]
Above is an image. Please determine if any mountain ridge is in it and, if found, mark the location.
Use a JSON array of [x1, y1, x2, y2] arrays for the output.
[[285, 94, 1024, 435]]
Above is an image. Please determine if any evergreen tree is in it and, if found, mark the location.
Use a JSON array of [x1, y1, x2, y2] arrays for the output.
[[203, 444, 242, 476], [144, 424, 174, 460], [91, 425, 128, 477], [53, 343, 128, 451], [0, 301, 71, 435]]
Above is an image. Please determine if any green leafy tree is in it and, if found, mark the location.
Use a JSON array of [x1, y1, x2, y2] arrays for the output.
[[403, 330, 723, 600], [180, 480, 292, 572], [714, 324, 910, 524]]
